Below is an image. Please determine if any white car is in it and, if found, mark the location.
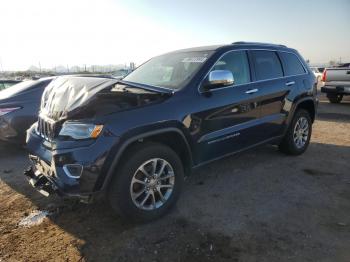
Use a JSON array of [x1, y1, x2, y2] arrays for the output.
[[310, 67, 323, 84]]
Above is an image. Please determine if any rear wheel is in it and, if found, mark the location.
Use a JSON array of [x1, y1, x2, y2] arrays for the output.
[[279, 109, 312, 155], [327, 93, 343, 103], [108, 143, 184, 222]]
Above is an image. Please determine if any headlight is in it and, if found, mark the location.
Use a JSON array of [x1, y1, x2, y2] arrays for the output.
[[59, 122, 103, 140]]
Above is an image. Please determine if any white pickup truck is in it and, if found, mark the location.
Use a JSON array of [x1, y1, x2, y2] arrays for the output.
[[321, 64, 350, 103]]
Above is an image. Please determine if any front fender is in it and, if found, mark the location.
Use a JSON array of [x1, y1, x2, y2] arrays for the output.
[[95, 124, 192, 191]]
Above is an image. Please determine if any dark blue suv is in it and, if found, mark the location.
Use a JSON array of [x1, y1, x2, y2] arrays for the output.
[[25, 42, 317, 222]]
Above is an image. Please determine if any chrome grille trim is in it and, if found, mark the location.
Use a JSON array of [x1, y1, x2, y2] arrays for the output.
[[37, 115, 56, 141]]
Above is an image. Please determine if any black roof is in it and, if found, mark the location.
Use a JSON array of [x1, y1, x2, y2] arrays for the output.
[[231, 41, 287, 47], [170, 45, 223, 53], [172, 41, 291, 54]]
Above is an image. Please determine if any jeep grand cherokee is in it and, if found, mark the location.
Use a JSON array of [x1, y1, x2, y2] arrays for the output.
[[25, 42, 317, 222]]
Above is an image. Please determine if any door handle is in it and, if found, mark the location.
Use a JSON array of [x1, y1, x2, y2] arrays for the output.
[[286, 81, 295, 86], [245, 88, 258, 94]]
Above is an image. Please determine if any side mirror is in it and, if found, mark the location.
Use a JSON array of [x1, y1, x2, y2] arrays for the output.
[[202, 70, 234, 91]]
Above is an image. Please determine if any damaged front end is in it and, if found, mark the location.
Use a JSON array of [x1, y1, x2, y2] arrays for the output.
[[25, 76, 170, 199], [24, 165, 56, 198]]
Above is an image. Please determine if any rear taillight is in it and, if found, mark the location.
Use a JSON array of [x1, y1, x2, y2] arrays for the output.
[[0, 107, 21, 116], [321, 69, 327, 82]]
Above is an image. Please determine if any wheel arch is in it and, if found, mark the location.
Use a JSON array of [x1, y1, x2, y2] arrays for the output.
[[289, 98, 317, 125], [99, 128, 193, 191]]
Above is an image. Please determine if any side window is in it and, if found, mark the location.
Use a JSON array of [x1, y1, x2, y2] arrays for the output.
[[211, 51, 250, 85], [251, 51, 283, 81], [279, 52, 306, 76]]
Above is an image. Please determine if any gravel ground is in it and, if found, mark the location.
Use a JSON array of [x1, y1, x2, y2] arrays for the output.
[[0, 93, 349, 262]]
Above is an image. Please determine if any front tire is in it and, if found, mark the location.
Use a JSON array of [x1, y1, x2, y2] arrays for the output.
[[327, 93, 343, 103], [279, 109, 312, 155], [108, 142, 184, 223]]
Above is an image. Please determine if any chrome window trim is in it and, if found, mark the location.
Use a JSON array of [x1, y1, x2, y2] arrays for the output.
[[198, 48, 309, 94]]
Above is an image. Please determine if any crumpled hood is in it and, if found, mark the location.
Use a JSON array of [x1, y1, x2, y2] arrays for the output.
[[40, 76, 118, 121]]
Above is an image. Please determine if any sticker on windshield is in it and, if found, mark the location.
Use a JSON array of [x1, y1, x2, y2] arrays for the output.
[[182, 57, 207, 63]]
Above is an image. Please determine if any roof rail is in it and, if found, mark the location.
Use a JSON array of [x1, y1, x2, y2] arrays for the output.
[[232, 41, 287, 48]]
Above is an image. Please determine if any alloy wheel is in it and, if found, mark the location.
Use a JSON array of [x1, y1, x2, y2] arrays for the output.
[[130, 158, 175, 210], [293, 116, 309, 149]]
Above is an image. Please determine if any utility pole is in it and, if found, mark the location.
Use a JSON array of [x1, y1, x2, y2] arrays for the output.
[[39, 62, 42, 73], [0, 56, 3, 73], [67, 64, 69, 73]]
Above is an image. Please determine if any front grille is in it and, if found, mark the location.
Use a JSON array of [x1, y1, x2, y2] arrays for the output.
[[37, 116, 57, 141]]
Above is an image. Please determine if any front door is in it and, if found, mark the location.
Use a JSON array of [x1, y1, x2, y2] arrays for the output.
[[191, 50, 262, 164]]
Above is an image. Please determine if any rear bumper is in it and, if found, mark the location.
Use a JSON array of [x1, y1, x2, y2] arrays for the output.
[[0, 117, 21, 143], [25, 124, 119, 198], [321, 86, 350, 95]]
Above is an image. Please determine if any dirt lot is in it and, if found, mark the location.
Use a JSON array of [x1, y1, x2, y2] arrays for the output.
[[1, 93, 349, 262]]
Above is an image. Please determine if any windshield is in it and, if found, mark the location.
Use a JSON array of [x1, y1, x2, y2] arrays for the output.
[[123, 51, 213, 89]]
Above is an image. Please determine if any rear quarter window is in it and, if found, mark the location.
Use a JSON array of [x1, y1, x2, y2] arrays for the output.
[[251, 51, 283, 81], [279, 52, 306, 76]]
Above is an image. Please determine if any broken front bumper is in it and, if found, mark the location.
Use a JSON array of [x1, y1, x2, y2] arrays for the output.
[[24, 124, 119, 199], [24, 165, 58, 197], [24, 155, 97, 201]]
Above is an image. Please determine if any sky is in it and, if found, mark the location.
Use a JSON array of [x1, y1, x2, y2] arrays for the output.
[[0, 0, 349, 71]]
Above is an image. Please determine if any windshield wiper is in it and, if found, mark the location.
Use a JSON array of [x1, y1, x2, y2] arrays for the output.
[[118, 80, 174, 95]]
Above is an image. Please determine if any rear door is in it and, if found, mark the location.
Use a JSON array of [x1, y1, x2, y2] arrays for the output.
[[248, 50, 291, 140], [277, 51, 309, 129]]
